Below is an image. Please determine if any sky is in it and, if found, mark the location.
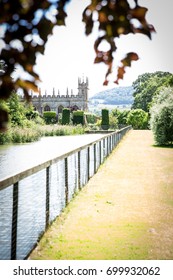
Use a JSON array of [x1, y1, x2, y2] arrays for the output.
[[35, 0, 173, 97]]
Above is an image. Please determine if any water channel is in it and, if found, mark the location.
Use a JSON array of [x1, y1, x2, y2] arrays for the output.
[[0, 134, 105, 182]]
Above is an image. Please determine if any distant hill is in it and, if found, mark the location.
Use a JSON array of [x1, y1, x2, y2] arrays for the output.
[[89, 86, 134, 106]]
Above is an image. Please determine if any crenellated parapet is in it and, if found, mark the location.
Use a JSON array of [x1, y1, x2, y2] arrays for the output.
[[30, 77, 89, 115]]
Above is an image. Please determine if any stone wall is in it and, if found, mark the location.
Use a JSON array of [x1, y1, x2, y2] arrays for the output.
[[31, 77, 89, 115]]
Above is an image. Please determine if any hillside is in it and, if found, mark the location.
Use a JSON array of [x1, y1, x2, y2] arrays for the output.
[[90, 86, 134, 106]]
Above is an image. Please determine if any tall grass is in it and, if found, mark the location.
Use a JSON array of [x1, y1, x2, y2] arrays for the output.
[[38, 124, 85, 137], [0, 124, 85, 145], [11, 127, 42, 143]]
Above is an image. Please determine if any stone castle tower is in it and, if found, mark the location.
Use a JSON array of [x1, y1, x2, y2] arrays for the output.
[[31, 77, 89, 115]]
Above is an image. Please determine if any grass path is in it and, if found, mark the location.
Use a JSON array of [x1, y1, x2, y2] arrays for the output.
[[29, 130, 173, 260]]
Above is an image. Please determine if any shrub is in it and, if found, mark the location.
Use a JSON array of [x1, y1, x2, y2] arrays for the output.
[[62, 108, 70, 125], [0, 130, 12, 144], [43, 111, 57, 124], [101, 109, 109, 130], [72, 110, 84, 125], [85, 112, 97, 124], [111, 109, 130, 128], [150, 87, 173, 145], [109, 114, 118, 129], [127, 109, 149, 129]]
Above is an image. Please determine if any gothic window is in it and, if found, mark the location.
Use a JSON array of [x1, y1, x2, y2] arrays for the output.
[[58, 105, 64, 113], [72, 105, 79, 111], [44, 105, 50, 111]]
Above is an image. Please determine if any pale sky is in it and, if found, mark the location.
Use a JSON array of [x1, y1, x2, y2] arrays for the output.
[[35, 0, 173, 97]]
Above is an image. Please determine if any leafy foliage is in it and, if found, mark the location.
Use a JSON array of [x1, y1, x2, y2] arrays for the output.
[[127, 109, 148, 129], [150, 87, 173, 146], [111, 108, 130, 127], [0, 0, 155, 130], [85, 112, 98, 124], [132, 72, 173, 112], [101, 109, 109, 130], [109, 113, 118, 129], [43, 111, 57, 124], [7, 92, 27, 126]]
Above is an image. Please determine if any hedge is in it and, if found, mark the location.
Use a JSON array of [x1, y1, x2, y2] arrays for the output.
[[43, 111, 57, 124], [73, 110, 84, 125], [62, 108, 70, 125], [101, 109, 109, 130]]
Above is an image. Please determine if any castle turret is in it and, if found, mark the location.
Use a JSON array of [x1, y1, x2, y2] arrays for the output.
[[78, 76, 89, 110], [66, 87, 69, 97]]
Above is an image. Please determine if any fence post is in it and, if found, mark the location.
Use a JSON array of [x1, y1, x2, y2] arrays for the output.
[[87, 147, 90, 181], [99, 141, 102, 165], [107, 137, 109, 156], [65, 158, 68, 205], [78, 151, 81, 190], [103, 139, 105, 159], [110, 135, 112, 152], [94, 143, 96, 173], [46, 166, 50, 228], [11, 182, 19, 260]]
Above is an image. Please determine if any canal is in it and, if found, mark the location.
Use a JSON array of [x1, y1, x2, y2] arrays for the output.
[[0, 134, 105, 182]]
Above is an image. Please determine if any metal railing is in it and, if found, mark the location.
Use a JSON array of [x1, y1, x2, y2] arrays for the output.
[[0, 126, 131, 260]]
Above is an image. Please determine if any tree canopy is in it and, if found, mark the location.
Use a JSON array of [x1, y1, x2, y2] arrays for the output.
[[132, 71, 173, 112], [0, 0, 155, 130], [150, 87, 173, 146]]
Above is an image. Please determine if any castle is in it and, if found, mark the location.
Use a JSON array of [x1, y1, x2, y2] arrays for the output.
[[31, 77, 89, 115]]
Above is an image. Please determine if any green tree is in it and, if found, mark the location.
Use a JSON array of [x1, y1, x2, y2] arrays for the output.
[[150, 87, 173, 146], [132, 72, 173, 112], [127, 109, 149, 129], [0, 0, 155, 130], [7, 92, 27, 127]]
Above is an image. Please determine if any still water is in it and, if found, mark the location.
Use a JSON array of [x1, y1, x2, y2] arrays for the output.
[[0, 134, 104, 182]]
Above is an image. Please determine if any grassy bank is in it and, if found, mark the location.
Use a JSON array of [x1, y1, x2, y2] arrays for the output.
[[0, 124, 85, 144], [29, 130, 173, 260]]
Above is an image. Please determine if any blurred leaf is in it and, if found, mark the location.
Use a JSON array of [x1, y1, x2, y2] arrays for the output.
[[121, 52, 139, 67], [83, 0, 154, 84], [16, 79, 39, 93], [0, 0, 155, 129], [114, 52, 139, 84], [114, 66, 126, 84]]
